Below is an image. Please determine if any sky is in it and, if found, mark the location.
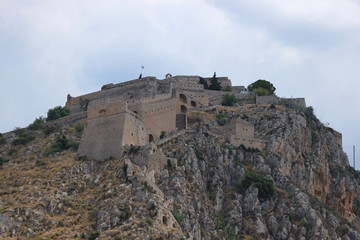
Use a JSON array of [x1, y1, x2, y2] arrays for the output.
[[1, 0, 360, 166]]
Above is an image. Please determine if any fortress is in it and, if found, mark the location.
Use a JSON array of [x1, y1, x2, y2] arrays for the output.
[[61, 74, 306, 160]]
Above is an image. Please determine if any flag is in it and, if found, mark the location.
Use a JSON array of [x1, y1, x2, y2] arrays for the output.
[[141, 65, 144, 69]]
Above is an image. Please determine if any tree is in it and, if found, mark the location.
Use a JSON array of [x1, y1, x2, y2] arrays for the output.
[[208, 72, 222, 91], [198, 77, 209, 89], [247, 79, 276, 96], [46, 106, 70, 121], [222, 94, 236, 106]]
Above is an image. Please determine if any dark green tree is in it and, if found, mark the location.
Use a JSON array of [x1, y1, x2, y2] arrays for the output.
[[198, 77, 209, 89], [222, 94, 236, 106], [208, 72, 222, 91], [46, 106, 70, 121], [247, 79, 276, 96]]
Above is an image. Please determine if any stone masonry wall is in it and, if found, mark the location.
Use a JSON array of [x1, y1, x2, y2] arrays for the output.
[[141, 98, 178, 138], [229, 135, 266, 150]]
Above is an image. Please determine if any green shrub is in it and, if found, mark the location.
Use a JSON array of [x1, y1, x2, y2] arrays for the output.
[[215, 212, 226, 230], [46, 106, 70, 121], [254, 87, 269, 96], [13, 127, 25, 136], [8, 148, 17, 156], [44, 135, 78, 156], [247, 79, 276, 95], [128, 145, 141, 154], [222, 94, 236, 106], [43, 126, 58, 136], [192, 145, 205, 160], [235, 170, 275, 200], [74, 123, 85, 133], [12, 131, 35, 146], [0, 156, 9, 167], [215, 113, 228, 126], [224, 86, 232, 92], [172, 210, 183, 224], [0, 137, 5, 145], [160, 131, 166, 139], [239, 144, 261, 154], [145, 217, 153, 225], [88, 208, 99, 222], [27, 117, 45, 130], [86, 230, 100, 240]]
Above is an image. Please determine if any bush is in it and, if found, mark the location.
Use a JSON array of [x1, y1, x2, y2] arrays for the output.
[[247, 79, 276, 95], [74, 123, 85, 133], [44, 135, 78, 156], [172, 210, 183, 224], [12, 131, 35, 146], [0, 137, 5, 145], [43, 126, 57, 136], [215, 212, 226, 230], [0, 156, 9, 167], [46, 106, 70, 121], [222, 94, 236, 106], [224, 86, 232, 92], [235, 170, 275, 200], [8, 148, 17, 156], [215, 113, 228, 126], [254, 87, 269, 96], [27, 117, 45, 130]]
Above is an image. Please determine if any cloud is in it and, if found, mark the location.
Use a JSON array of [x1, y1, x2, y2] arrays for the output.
[[0, 0, 360, 166]]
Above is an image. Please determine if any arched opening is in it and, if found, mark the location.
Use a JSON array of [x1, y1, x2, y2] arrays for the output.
[[149, 134, 154, 143], [162, 216, 168, 226], [191, 101, 197, 107], [179, 94, 187, 104], [99, 109, 106, 116], [180, 105, 187, 113]]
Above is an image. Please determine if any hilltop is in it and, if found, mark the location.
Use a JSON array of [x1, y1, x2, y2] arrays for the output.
[[1, 75, 360, 239]]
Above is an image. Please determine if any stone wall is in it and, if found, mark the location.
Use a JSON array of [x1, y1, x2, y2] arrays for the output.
[[141, 98, 178, 138], [179, 89, 209, 107], [255, 95, 280, 105], [225, 118, 254, 139], [45, 112, 87, 127], [280, 98, 306, 108], [229, 135, 266, 150]]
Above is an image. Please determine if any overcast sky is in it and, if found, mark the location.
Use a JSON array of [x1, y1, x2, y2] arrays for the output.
[[1, 0, 360, 165]]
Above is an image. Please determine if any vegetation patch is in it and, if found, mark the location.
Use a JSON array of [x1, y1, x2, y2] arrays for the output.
[[222, 94, 236, 106], [215, 212, 226, 230], [46, 106, 70, 121], [12, 129, 35, 146], [27, 117, 45, 130], [215, 113, 228, 126], [235, 170, 275, 200], [0, 156, 9, 168], [172, 210, 184, 224], [74, 123, 85, 133], [44, 135, 79, 156], [239, 144, 261, 155], [192, 144, 205, 160]]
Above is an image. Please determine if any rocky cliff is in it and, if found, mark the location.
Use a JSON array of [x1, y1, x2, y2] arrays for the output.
[[1, 104, 360, 239]]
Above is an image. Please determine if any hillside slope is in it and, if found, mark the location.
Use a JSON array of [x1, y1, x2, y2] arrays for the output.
[[1, 104, 360, 239]]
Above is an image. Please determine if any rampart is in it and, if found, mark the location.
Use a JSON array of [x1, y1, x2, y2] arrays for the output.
[[256, 95, 306, 108], [229, 135, 266, 150], [45, 112, 87, 127]]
